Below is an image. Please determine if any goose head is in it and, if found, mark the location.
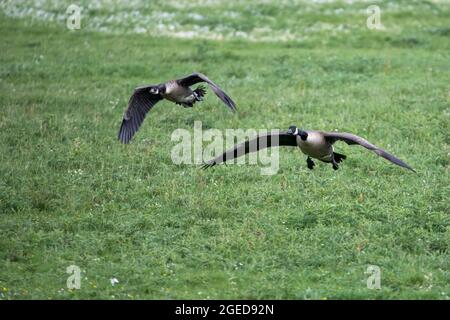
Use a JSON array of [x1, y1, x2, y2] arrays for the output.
[[149, 84, 166, 95], [287, 125, 308, 141]]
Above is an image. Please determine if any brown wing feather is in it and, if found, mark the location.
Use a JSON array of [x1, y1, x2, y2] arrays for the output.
[[177, 73, 236, 112], [202, 132, 297, 168], [323, 132, 415, 172], [118, 85, 163, 144]]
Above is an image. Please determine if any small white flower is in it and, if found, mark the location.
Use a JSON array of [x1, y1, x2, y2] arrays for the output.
[[110, 278, 119, 286]]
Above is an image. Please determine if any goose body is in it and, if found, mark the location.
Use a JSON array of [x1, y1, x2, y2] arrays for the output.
[[118, 73, 236, 144], [296, 130, 333, 162], [162, 80, 195, 104], [202, 125, 415, 172]]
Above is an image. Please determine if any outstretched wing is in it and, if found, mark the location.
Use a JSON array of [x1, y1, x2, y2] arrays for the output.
[[177, 72, 236, 112], [202, 132, 297, 169], [323, 132, 415, 172], [118, 85, 163, 144]]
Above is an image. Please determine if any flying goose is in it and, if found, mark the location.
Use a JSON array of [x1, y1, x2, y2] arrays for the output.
[[118, 73, 236, 144], [202, 125, 415, 172]]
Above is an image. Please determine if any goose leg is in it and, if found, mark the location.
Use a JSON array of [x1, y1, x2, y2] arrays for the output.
[[332, 159, 339, 170], [181, 94, 197, 108], [193, 86, 206, 101], [306, 157, 315, 170]]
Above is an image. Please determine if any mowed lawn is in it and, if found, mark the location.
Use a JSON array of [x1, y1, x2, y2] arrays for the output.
[[0, 3, 449, 299]]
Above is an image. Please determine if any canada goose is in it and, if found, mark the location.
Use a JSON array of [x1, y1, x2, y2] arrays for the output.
[[202, 125, 415, 172], [118, 73, 236, 144]]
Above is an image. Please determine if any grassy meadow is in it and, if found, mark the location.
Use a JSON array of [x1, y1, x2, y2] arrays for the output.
[[0, 0, 449, 299]]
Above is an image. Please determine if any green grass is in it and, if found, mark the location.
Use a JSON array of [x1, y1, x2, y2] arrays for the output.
[[0, 1, 449, 299]]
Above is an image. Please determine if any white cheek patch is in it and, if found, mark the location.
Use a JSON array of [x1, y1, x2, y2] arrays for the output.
[[294, 128, 299, 135]]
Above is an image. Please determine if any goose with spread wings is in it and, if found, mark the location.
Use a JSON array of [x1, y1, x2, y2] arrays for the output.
[[118, 73, 236, 144], [202, 125, 415, 172]]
